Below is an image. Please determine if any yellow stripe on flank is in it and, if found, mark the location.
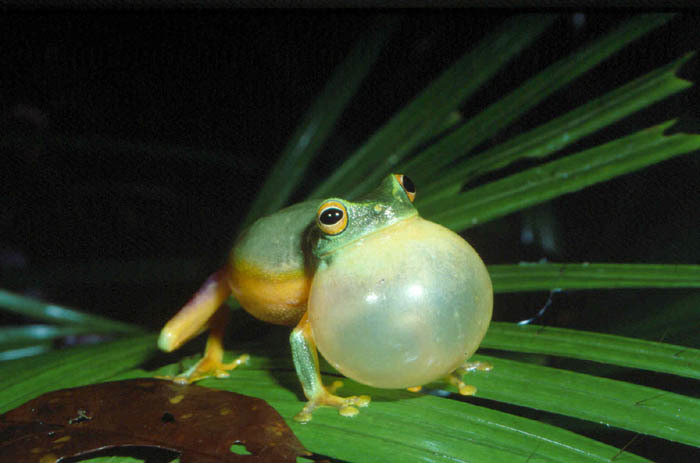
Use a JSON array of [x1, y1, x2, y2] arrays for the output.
[[230, 260, 310, 326]]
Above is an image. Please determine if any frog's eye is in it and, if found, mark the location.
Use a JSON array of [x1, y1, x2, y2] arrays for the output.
[[394, 174, 416, 202], [317, 201, 348, 235]]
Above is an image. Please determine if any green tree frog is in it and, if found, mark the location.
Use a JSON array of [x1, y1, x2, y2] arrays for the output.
[[158, 174, 493, 422]]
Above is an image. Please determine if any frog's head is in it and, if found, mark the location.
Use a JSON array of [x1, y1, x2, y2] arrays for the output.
[[313, 174, 418, 258]]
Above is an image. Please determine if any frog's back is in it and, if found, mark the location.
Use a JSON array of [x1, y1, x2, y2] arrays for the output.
[[228, 201, 317, 326]]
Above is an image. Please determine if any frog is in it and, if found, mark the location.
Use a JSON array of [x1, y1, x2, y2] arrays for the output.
[[158, 173, 493, 422]]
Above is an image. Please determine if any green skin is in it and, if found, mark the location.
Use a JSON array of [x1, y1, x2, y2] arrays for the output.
[[230, 174, 416, 276], [288, 175, 420, 420], [312, 175, 418, 258]]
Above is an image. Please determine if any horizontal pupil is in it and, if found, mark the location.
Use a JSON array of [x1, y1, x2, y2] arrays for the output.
[[320, 208, 343, 225]]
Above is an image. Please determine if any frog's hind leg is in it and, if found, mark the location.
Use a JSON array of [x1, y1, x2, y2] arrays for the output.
[[445, 360, 493, 396], [158, 268, 248, 383], [290, 313, 370, 423], [172, 304, 249, 384]]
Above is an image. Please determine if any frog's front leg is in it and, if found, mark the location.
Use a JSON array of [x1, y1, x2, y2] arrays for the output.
[[290, 313, 370, 423], [158, 267, 248, 383]]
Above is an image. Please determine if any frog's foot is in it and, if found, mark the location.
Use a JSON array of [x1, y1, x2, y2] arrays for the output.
[[294, 380, 371, 423], [160, 353, 250, 384], [462, 360, 493, 373], [446, 360, 493, 396]]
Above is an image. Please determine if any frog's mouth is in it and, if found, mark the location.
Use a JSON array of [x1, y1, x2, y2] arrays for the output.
[[314, 214, 420, 260]]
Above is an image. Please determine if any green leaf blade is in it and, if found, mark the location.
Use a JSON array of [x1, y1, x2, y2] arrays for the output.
[[483, 322, 700, 380], [466, 354, 700, 448], [489, 263, 700, 292], [310, 14, 556, 200], [419, 51, 695, 205], [405, 14, 676, 186], [0, 334, 157, 412], [425, 121, 700, 230], [0, 325, 99, 360], [0, 289, 144, 334]]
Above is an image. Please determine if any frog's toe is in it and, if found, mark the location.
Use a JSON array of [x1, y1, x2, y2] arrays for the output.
[[294, 395, 370, 423], [162, 353, 250, 384], [328, 381, 371, 408], [444, 359, 493, 395], [462, 360, 493, 372], [294, 382, 371, 423], [445, 370, 477, 396], [338, 404, 359, 417]]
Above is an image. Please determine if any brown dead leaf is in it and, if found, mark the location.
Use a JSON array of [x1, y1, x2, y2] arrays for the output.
[[0, 378, 309, 462]]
